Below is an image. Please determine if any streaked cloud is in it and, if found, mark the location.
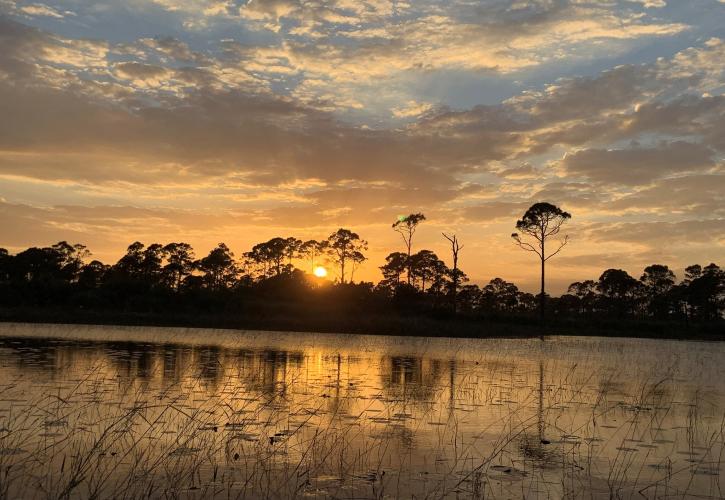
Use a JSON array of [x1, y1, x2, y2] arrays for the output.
[[0, 0, 724, 290]]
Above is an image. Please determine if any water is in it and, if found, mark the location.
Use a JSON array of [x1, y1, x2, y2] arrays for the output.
[[0, 323, 724, 499]]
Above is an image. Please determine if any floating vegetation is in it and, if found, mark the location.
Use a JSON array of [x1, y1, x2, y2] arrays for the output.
[[691, 466, 720, 476], [168, 446, 201, 456], [0, 447, 27, 455], [489, 465, 528, 479]]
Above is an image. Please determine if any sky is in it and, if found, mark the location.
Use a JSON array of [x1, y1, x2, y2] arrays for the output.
[[1, 0, 724, 293]]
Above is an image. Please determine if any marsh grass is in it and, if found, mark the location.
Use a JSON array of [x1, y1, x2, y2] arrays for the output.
[[0, 325, 724, 498]]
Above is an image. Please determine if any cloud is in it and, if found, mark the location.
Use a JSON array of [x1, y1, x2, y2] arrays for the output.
[[0, 77, 463, 191], [18, 3, 66, 18], [497, 164, 539, 179], [1, 15, 722, 195], [236, 0, 687, 72], [608, 174, 725, 216], [189, 0, 690, 113], [628, 0, 666, 7], [391, 100, 434, 119], [0, 11, 723, 288], [591, 219, 725, 245], [529, 182, 603, 210], [115, 61, 170, 83], [138, 36, 206, 63], [2, 16, 723, 202], [463, 201, 532, 222], [559, 141, 715, 185]]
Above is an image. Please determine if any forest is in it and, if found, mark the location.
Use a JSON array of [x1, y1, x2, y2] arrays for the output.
[[1, 203, 723, 338]]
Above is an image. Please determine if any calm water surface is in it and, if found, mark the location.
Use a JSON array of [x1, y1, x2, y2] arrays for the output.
[[0, 323, 724, 499]]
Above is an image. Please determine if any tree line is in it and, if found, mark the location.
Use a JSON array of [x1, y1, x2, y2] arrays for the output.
[[0, 203, 722, 326]]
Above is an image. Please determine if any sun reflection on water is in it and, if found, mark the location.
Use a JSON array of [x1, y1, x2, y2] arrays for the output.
[[0, 325, 724, 498]]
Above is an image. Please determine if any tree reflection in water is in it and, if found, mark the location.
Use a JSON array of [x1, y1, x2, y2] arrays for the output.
[[0, 327, 724, 498]]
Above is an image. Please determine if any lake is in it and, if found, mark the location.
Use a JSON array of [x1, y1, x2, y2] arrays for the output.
[[0, 323, 724, 499]]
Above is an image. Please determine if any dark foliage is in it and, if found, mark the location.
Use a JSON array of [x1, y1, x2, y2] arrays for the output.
[[0, 236, 725, 330], [0, 228, 722, 337]]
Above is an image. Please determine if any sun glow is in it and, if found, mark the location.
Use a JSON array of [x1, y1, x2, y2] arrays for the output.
[[313, 266, 328, 278]]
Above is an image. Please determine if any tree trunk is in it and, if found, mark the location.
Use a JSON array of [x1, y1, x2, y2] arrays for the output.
[[540, 245, 545, 323], [406, 241, 412, 285], [538, 358, 545, 440], [452, 252, 458, 314]]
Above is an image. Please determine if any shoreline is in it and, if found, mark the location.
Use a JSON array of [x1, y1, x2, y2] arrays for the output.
[[1, 307, 723, 342]]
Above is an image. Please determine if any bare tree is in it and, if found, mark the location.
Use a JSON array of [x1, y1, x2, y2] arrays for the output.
[[392, 213, 426, 284], [442, 233, 464, 313], [511, 202, 571, 321]]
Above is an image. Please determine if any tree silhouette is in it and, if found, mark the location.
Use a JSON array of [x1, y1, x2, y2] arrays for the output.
[[78, 260, 109, 289], [481, 277, 521, 313], [392, 213, 426, 285], [428, 258, 455, 297], [677, 264, 702, 320], [641, 264, 675, 295], [379, 252, 408, 290], [684, 263, 725, 321], [442, 233, 463, 313], [326, 228, 368, 284], [140, 243, 166, 284], [409, 250, 443, 292], [0, 248, 10, 282], [684, 264, 702, 283], [199, 243, 237, 290], [243, 246, 269, 279], [114, 242, 146, 278], [640, 264, 675, 318], [162, 242, 195, 291], [597, 269, 641, 318], [13, 246, 64, 283], [284, 237, 302, 266], [0, 233, 721, 332], [300, 239, 328, 273], [457, 284, 481, 313], [512, 202, 571, 321], [349, 250, 367, 283], [52, 241, 90, 282], [246, 237, 298, 278], [567, 280, 597, 315]]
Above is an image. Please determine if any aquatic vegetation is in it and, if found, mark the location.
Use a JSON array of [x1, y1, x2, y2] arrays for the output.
[[0, 324, 724, 498]]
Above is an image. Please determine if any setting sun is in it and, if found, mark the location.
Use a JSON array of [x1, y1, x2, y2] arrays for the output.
[[1, 2, 724, 498]]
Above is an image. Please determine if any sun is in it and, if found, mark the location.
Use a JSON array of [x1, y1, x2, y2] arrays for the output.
[[313, 266, 328, 278]]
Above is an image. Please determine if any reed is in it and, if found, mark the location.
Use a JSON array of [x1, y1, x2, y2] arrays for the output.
[[0, 326, 724, 498]]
